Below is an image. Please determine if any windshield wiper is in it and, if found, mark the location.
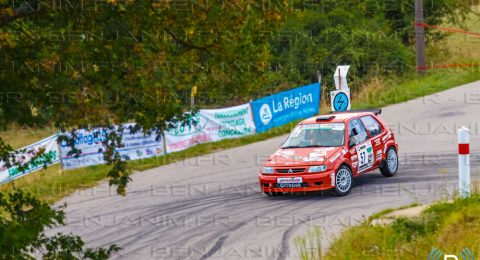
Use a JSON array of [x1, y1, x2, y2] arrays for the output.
[[282, 145, 303, 149]]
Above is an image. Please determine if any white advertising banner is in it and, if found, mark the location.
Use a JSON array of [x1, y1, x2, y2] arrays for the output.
[[0, 134, 60, 185], [165, 103, 255, 153], [60, 124, 165, 170]]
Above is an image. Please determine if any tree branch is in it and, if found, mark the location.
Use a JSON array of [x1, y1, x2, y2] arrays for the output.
[[165, 29, 214, 56], [0, 0, 43, 27]]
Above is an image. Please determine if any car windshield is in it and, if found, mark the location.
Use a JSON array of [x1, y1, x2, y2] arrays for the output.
[[282, 123, 345, 148]]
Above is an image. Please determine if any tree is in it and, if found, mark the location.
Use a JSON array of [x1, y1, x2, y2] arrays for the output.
[[0, 0, 285, 191], [0, 189, 120, 259], [0, 1, 285, 258], [262, 0, 473, 95]]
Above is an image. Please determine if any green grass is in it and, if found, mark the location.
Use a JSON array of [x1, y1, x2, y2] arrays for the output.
[[367, 203, 420, 222], [323, 195, 480, 260], [0, 124, 55, 149], [2, 164, 111, 204], [354, 69, 480, 110], [295, 226, 323, 260], [429, 7, 480, 66]]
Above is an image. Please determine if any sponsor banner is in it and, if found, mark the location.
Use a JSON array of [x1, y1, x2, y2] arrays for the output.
[[251, 83, 321, 133], [165, 103, 255, 153], [0, 135, 60, 185], [60, 124, 165, 170]]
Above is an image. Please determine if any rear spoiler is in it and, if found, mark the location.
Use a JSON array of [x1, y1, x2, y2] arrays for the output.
[[331, 109, 382, 116]]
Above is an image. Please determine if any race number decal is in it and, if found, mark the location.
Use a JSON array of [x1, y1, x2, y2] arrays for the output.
[[356, 142, 374, 172]]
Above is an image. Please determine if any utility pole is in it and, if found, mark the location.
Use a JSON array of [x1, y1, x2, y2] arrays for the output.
[[317, 70, 324, 113], [415, 0, 426, 76], [190, 85, 197, 109]]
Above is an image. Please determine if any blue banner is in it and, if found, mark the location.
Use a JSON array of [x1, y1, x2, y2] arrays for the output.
[[251, 83, 321, 133]]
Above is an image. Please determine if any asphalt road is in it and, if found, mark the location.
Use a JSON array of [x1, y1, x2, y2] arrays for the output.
[[49, 80, 480, 259]]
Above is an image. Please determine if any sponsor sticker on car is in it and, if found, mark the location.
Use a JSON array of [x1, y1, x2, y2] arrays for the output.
[[276, 177, 303, 188], [277, 177, 303, 183], [376, 150, 383, 162], [356, 141, 374, 172]]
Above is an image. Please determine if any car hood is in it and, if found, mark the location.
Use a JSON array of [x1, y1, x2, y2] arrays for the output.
[[264, 147, 344, 167]]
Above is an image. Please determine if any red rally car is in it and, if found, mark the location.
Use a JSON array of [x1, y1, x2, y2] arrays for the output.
[[259, 109, 398, 196]]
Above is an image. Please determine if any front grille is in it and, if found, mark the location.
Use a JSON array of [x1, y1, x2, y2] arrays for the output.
[[276, 168, 306, 174]]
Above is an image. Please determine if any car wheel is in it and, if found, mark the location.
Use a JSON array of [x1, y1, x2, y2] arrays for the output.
[[332, 165, 353, 196], [264, 191, 282, 196], [380, 147, 398, 177]]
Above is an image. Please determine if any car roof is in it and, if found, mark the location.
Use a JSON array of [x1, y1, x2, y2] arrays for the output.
[[300, 111, 377, 124]]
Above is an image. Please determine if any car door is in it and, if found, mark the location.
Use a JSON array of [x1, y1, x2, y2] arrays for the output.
[[360, 115, 385, 168], [348, 118, 374, 175]]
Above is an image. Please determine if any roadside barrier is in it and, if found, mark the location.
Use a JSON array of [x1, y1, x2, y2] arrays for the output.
[[0, 135, 60, 185], [164, 103, 256, 154], [60, 123, 166, 170], [458, 127, 471, 197], [0, 83, 321, 184]]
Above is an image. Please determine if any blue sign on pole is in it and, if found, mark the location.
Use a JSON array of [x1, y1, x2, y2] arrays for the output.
[[333, 92, 349, 111], [251, 83, 321, 133]]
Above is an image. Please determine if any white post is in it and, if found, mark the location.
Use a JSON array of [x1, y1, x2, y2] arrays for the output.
[[458, 127, 470, 198]]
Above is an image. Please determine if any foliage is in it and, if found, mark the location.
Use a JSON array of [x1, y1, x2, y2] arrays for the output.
[[0, 0, 285, 193], [0, 0, 283, 127], [0, 189, 120, 259], [100, 125, 131, 195], [261, 0, 473, 96]]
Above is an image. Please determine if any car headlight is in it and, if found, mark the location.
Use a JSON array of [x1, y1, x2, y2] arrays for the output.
[[261, 167, 274, 174], [308, 165, 327, 173]]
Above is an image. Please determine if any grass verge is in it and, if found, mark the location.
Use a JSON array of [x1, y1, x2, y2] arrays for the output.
[[354, 69, 480, 109], [323, 194, 480, 260], [293, 194, 480, 260]]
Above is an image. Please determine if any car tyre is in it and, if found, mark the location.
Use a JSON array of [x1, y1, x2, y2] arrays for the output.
[[332, 165, 353, 196], [380, 147, 398, 177]]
